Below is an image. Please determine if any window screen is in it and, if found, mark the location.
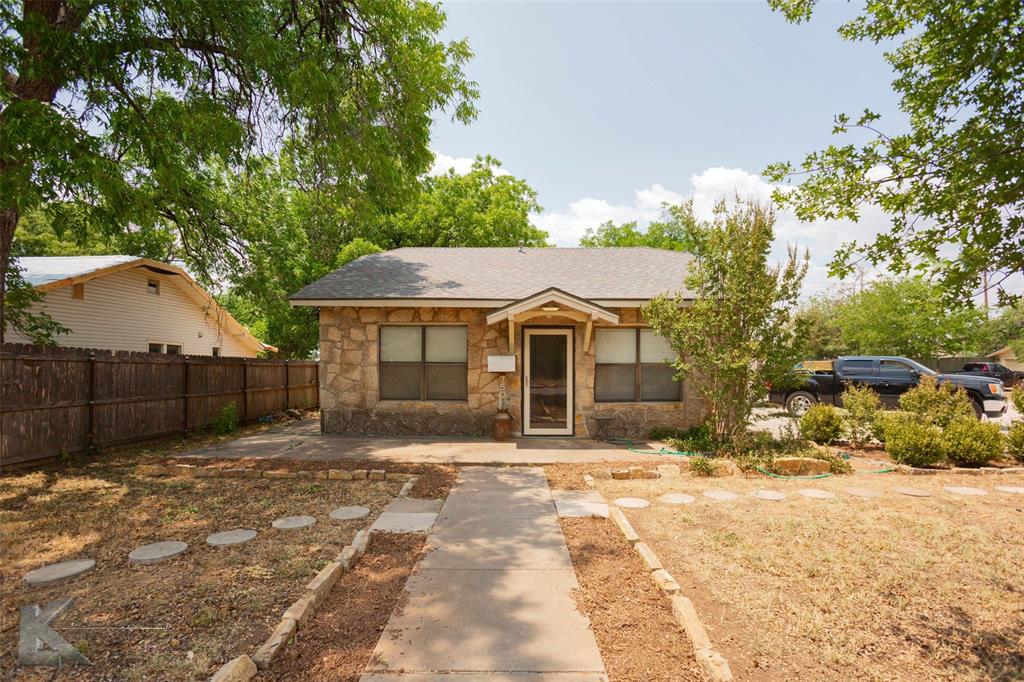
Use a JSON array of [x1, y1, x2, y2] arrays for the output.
[[595, 328, 680, 402], [379, 326, 467, 401]]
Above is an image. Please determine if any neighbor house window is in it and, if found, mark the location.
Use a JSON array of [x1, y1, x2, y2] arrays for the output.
[[147, 279, 160, 295], [148, 342, 183, 355], [212, 347, 221, 357], [148, 343, 162, 353], [595, 328, 680, 402], [379, 325, 468, 401]]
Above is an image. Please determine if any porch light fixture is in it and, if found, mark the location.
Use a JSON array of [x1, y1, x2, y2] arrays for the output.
[[540, 305, 559, 312]]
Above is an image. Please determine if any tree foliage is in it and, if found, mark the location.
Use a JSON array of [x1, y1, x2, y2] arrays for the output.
[[579, 205, 696, 251], [765, 0, 1024, 303], [644, 200, 809, 444], [1, 0, 478, 340]]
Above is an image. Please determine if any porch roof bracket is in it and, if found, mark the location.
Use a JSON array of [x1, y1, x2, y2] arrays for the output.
[[583, 314, 594, 352]]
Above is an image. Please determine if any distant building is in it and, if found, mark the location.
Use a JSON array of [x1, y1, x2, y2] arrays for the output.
[[986, 346, 1022, 371], [8, 256, 272, 357]]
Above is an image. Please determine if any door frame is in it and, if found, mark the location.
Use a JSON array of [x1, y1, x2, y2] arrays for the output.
[[521, 326, 574, 436]]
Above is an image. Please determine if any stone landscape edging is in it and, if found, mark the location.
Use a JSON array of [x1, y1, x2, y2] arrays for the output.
[[138, 462, 416, 482], [607, 505, 734, 682], [896, 464, 1024, 476]]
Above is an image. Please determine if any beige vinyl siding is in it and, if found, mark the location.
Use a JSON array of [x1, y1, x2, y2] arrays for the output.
[[7, 268, 258, 357]]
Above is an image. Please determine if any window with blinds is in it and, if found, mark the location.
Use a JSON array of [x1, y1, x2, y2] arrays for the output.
[[594, 328, 680, 402], [379, 326, 468, 401]]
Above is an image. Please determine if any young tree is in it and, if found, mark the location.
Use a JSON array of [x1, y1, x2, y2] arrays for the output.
[[831, 278, 984, 359], [0, 0, 477, 341], [765, 0, 1024, 303], [644, 200, 809, 444]]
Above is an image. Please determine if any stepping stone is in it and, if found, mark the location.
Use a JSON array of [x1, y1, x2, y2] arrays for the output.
[[702, 489, 739, 501], [995, 485, 1024, 494], [943, 486, 988, 496], [844, 487, 883, 499], [24, 559, 95, 587], [552, 489, 609, 518], [329, 505, 370, 521], [206, 528, 257, 547], [370, 512, 438, 533], [893, 486, 931, 498], [614, 497, 650, 509], [798, 488, 835, 499], [386, 497, 443, 514], [128, 541, 187, 565], [659, 493, 696, 505], [752, 489, 786, 501], [272, 515, 317, 530]]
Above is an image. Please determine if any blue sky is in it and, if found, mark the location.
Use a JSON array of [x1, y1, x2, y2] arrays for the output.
[[429, 1, 908, 295]]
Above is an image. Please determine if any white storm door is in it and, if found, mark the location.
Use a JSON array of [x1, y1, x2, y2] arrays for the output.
[[523, 328, 573, 436]]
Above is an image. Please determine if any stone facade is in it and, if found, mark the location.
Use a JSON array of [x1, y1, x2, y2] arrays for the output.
[[318, 306, 705, 438]]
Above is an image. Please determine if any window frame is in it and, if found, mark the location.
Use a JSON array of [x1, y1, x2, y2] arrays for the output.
[[378, 324, 469, 402], [147, 279, 160, 295], [595, 327, 681, 403]]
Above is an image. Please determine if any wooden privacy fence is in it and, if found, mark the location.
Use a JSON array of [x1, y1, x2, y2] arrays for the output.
[[1, 343, 318, 467]]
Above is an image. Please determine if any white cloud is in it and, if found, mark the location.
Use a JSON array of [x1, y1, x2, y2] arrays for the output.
[[429, 151, 510, 177], [538, 166, 892, 296]]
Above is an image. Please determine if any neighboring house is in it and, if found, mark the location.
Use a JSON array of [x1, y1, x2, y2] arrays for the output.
[[986, 346, 1023, 371], [290, 247, 703, 437], [7, 256, 271, 357]]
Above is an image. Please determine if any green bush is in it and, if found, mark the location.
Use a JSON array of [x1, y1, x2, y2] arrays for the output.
[[689, 455, 716, 477], [871, 410, 907, 444], [899, 375, 974, 427], [1007, 422, 1024, 463], [841, 384, 882, 448], [664, 423, 716, 454], [213, 402, 239, 435], [883, 417, 945, 467], [941, 416, 1004, 466], [799, 404, 843, 445], [1012, 389, 1024, 416], [807, 448, 854, 474]]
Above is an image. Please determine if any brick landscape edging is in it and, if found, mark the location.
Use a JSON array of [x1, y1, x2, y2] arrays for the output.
[[607, 507, 734, 682]]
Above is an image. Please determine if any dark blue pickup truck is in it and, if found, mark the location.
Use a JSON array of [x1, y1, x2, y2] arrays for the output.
[[769, 355, 1008, 419]]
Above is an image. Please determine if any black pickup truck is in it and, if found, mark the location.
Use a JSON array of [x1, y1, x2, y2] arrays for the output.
[[769, 356, 1008, 419]]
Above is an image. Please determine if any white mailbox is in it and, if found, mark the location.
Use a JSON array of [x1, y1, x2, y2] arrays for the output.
[[487, 355, 516, 373]]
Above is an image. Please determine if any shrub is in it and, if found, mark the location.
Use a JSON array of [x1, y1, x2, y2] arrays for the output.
[[899, 375, 974, 427], [871, 410, 908, 444], [883, 417, 944, 467], [1012, 389, 1024, 416], [942, 417, 1004, 466], [806, 448, 854, 475], [664, 423, 716, 454], [799, 404, 843, 445], [213, 402, 239, 435], [1007, 422, 1024, 463], [689, 455, 716, 477], [841, 384, 882, 448]]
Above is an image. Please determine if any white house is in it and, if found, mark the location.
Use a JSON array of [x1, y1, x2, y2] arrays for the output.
[[7, 256, 271, 357]]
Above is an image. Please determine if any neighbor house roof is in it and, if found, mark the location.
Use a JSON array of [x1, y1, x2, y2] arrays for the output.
[[290, 247, 694, 306], [16, 255, 275, 353]]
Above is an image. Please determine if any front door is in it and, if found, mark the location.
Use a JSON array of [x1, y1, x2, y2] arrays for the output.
[[523, 328, 573, 435]]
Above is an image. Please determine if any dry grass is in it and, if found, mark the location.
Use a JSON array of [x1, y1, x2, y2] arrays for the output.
[[0, 453, 401, 680], [595, 469, 1024, 681]]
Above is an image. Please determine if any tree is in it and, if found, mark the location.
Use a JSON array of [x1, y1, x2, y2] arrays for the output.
[[793, 293, 851, 360], [830, 278, 984, 359], [371, 156, 548, 248], [12, 205, 176, 259], [3, 259, 67, 344], [579, 204, 697, 250], [1, 0, 478, 341], [765, 0, 1024, 303], [644, 200, 809, 444]]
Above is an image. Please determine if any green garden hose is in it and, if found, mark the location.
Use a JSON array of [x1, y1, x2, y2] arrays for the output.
[[752, 466, 832, 480], [603, 437, 703, 456]]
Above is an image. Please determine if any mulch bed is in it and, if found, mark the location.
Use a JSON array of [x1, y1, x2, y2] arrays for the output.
[[559, 518, 703, 682], [269, 533, 426, 681]]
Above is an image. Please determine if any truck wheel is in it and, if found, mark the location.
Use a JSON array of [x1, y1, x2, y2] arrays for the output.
[[971, 400, 983, 419], [785, 391, 817, 416]]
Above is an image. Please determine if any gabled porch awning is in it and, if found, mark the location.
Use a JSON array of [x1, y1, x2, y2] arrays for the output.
[[484, 287, 620, 353]]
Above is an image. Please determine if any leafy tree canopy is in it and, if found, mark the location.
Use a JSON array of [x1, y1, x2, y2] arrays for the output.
[[765, 0, 1024, 303], [1, 0, 478, 341], [579, 204, 697, 251], [645, 200, 809, 443], [12, 204, 175, 259]]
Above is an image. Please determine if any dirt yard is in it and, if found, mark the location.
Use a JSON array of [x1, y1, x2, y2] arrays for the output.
[[593, 469, 1024, 681], [0, 451, 404, 680]]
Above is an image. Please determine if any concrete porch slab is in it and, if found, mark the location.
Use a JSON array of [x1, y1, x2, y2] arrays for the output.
[[367, 568, 604, 674]]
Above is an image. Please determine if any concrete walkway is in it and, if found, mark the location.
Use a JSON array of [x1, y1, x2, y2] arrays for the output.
[[182, 419, 666, 465], [361, 467, 608, 681]]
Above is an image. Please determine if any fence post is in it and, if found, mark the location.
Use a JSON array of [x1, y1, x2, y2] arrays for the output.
[[86, 351, 96, 450], [182, 356, 190, 434], [284, 360, 290, 411], [241, 359, 248, 422]]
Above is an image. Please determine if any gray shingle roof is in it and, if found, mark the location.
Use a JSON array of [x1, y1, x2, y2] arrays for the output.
[[290, 247, 694, 302]]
